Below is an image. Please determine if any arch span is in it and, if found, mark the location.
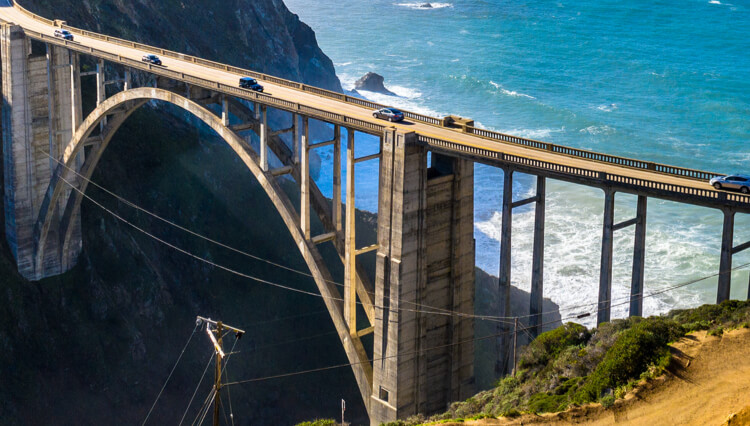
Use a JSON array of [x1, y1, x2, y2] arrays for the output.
[[33, 87, 373, 411]]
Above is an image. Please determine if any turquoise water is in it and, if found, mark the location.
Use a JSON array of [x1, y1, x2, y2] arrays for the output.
[[285, 0, 750, 323]]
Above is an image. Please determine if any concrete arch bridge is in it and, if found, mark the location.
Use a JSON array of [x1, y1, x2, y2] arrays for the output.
[[1, 2, 749, 424]]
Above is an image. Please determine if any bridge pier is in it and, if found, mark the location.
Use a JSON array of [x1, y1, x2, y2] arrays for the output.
[[1, 25, 83, 279], [598, 189, 616, 324], [371, 130, 474, 425], [496, 168, 513, 375], [529, 176, 546, 337], [629, 195, 647, 317], [717, 209, 735, 303]]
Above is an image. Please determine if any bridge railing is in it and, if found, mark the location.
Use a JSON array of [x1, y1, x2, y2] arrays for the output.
[[12, 0, 728, 185], [418, 134, 750, 207]]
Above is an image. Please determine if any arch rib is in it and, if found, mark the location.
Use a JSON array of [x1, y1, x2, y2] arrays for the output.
[[33, 88, 373, 412]]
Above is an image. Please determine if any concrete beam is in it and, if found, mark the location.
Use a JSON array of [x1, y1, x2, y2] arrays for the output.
[[598, 189, 615, 324], [344, 127, 357, 335], [496, 168, 513, 375], [718, 209, 735, 303], [259, 105, 268, 171], [333, 125, 342, 233], [529, 176, 546, 337], [630, 195, 647, 317], [300, 116, 310, 239], [732, 240, 750, 255]]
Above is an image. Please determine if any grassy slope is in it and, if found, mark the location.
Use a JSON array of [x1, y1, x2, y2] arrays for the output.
[[389, 300, 750, 426]]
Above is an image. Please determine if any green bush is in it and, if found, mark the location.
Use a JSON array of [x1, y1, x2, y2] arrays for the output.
[[600, 395, 615, 408], [518, 322, 590, 371], [295, 420, 336, 426], [574, 317, 683, 403]]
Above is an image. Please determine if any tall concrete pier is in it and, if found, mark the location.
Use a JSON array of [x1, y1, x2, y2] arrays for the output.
[[1, 3, 750, 424], [371, 130, 474, 424]]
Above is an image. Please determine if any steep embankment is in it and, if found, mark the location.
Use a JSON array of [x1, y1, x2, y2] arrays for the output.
[[433, 328, 750, 426]]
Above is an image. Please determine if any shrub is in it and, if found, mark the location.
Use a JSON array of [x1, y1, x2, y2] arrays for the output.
[[295, 420, 336, 426], [600, 395, 615, 408], [574, 317, 683, 403], [518, 323, 590, 371]]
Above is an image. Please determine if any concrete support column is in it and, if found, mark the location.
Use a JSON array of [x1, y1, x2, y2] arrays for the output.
[[332, 125, 342, 233], [123, 69, 131, 90], [300, 116, 310, 239], [529, 176, 546, 337], [371, 130, 426, 425], [717, 209, 735, 303], [344, 128, 357, 335], [259, 104, 268, 171], [629, 195, 647, 317], [221, 96, 229, 126], [496, 168, 513, 375], [293, 113, 300, 165], [598, 189, 616, 324], [69, 52, 81, 131]]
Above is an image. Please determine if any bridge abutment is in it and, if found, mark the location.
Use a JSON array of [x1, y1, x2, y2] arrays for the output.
[[1, 25, 82, 280], [371, 130, 475, 425]]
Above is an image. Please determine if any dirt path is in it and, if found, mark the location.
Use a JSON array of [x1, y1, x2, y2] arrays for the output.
[[447, 328, 750, 426]]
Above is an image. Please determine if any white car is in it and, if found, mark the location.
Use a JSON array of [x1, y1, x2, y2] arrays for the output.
[[54, 29, 73, 41]]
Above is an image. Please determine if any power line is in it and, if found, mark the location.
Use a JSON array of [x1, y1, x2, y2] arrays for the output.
[[179, 350, 215, 426], [51, 155, 750, 330], [142, 322, 200, 425], [55, 173, 514, 325]]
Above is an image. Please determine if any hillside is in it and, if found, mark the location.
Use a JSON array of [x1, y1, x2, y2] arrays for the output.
[[396, 301, 750, 426], [423, 328, 750, 425]]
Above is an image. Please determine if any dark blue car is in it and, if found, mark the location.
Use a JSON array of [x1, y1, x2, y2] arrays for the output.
[[239, 77, 264, 92], [141, 54, 162, 66]]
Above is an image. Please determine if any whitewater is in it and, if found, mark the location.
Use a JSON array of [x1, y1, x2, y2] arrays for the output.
[[286, 0, 750, 325]]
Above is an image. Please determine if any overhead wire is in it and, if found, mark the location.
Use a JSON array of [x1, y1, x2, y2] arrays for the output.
[[142, 322, 200, 426], [56, 163, 750, 332], [179, 350, 215, 426], [54, 172, 515, 325], [46, 151, 507, 325]]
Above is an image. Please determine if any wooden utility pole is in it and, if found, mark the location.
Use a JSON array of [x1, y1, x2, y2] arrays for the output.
[[197, 316, 245, 426]]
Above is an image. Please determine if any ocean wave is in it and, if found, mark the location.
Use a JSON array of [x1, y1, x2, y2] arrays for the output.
[[597, 103, 618, 112], [395, 2, 453, 9], [499, 127, 565, 140], [335, 61, 352, 67], [579, 125, 615, 135], [489, 81, 536, 99]]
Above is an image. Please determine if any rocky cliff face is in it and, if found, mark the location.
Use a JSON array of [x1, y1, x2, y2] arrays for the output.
[[0, 1, 355, 425], [21, 0, 342, 91]]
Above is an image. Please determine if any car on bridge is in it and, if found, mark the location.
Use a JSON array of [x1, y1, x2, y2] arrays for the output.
[[239, 77, 264, 92], [710, 174, 750, 194], [372, 107, 404, 122], [141, 54, 163, 66], [53, 29, 73, 41]]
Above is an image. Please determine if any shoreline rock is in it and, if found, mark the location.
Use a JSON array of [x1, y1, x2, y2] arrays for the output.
[[354, 72, 397, 96]]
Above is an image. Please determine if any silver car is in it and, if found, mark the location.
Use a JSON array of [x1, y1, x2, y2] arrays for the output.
[[710, 174, 750, 193]]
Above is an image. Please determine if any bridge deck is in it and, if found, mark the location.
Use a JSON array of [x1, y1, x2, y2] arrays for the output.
[[2, 1, 748, 213]]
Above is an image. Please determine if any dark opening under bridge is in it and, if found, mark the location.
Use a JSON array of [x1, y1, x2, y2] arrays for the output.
[[1, 1, 749, 424]]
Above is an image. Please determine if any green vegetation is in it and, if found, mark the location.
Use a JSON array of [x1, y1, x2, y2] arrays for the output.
[[294, 419, 337, 426], [389, 300, 750, 425]]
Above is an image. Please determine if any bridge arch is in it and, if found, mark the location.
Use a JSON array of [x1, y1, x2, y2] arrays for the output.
[[33, 87, 373, 410]]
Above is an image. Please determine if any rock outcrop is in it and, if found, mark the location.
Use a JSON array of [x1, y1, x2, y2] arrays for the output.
[[22, 0, 342, 91], [354, 72, 397, 96]]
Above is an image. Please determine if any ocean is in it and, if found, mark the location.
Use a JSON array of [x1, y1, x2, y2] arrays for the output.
[[284, 0, 750, 325]]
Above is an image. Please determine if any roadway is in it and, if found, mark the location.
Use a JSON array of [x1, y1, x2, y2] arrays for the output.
[[0, 1, 737, 201]]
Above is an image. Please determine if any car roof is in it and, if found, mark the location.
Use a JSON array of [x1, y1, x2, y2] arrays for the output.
[[386, 108, 402, 113], [240, 77, 256, 81]]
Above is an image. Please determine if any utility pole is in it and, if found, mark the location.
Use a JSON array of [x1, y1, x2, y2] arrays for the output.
[[197, 316, 245, 426]]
